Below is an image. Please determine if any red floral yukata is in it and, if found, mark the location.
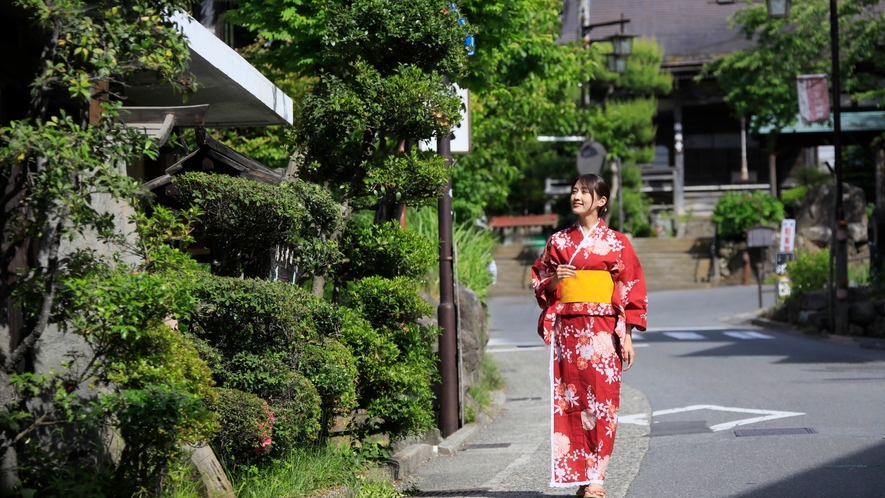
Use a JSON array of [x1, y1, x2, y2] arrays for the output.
[[531, 219, 647, 488]]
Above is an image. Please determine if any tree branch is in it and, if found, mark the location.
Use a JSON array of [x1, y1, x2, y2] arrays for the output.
[[3, 217, 63, 373]]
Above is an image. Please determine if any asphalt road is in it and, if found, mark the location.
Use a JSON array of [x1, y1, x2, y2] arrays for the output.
[[410, 285, 885, 497]]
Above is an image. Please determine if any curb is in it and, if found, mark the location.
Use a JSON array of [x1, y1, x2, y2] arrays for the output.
[[388, 390, 507, 479], [751, 317, 885, 350]]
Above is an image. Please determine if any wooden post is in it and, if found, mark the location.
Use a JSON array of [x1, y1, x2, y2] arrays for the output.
[[769, 151, 778, 198], [88, 81, 109, 125]]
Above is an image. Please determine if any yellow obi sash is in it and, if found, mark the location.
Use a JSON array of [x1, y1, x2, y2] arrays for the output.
[[559, 270, 613, 303]]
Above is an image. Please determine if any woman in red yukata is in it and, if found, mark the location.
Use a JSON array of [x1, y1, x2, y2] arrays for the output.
[[531, 174, 648, 498]]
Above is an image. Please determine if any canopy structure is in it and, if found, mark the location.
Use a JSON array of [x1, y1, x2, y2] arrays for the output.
[[124, 12, 293, 128], [755, 111, 885, 148]]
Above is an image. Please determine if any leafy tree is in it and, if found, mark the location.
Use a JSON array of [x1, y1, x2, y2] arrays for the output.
[[705, 0, 885, 145], [0, 0, 219, 492], [453, 0, 670, 220]]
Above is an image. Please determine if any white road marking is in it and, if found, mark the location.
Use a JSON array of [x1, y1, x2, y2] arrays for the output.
[[724, 331, 775, 340], [620, 404, 805, 432], [633, 344, 650, 348], [664, 331, 706, 340]]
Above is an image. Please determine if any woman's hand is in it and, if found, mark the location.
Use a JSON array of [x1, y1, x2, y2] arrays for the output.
[[545, 264, 576, 292], [622, 330, 635, 371]]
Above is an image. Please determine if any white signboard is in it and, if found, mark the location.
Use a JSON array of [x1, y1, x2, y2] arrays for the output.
[[779, 219, 796, 253], [778, 277, 792, 298], [419, 84, 472, 154]]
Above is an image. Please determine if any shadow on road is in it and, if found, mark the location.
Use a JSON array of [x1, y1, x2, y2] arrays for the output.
[[728, 440, 885, 497]]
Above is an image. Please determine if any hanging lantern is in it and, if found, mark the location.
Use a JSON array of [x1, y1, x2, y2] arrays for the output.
[[766, 0, 791, 18], [608, 33, 637, 56], [606, 53, 628, 73]]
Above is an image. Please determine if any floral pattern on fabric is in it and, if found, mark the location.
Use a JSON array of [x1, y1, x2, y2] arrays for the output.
[[531, 220, 648, 487]]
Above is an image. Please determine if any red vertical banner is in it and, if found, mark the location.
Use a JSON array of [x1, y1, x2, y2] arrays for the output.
[[797, 74, 830, 123]]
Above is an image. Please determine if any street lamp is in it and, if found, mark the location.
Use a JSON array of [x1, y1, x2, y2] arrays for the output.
[[583, 14, 634, 74], [605, 33, 636, 73], [766, 0, 791, 18]]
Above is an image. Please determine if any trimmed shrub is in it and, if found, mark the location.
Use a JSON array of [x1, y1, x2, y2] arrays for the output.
[[300, 340, 359, 421], [173, 172, 342, 280], [212, 388, 276, 464], [343, 277, 438, 436], [341, 220, 436, 280], [787, 249, 830, 297], [711, 191, 784, 241]]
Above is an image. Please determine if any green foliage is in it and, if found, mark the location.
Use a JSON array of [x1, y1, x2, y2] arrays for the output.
[[410, 207, 495, 300], [705, 0, 885, 145], [212, 389, 276, 465], [187, 276, 332, 446], [173, 172, 342, 279], [342, 221, 436, 280], [465, 353, 505, 423], [229, 441, 402, 498], [11, 206, 218, 495], [341, 278, 438, 436], [299, 340, 359, 420], [610, 167, 653, 236], [781, 186, 809, 207], [711, 191, 785, 241], [786, 249, 830, 296]]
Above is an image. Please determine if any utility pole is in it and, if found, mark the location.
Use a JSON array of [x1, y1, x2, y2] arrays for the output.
[[831, 0, 848, 334], [437, 78, 459, 438]]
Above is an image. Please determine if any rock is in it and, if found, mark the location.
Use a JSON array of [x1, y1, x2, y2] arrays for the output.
[[797, 310, 815, 325], [848, 323, 866, 336], [795, 184, 867, 246], [799, 226, 832, 247], [867, 317, 885, 338], [798, 290, 829, 311], [874, 299, 885, 316], [848, 287, 870, 302], [849, 301, 878, 326], [848, 223, 868, 243], [455, 284, 488, 390]]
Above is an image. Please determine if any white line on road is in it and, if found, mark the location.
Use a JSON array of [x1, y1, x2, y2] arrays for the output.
[[633, 344, 650, 348], [620, 404, 806, 432], [663, 332, 706, 340], [724, 331, 775, 340]]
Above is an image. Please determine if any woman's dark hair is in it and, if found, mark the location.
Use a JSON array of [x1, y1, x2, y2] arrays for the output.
[[571, 174, 610, 216]]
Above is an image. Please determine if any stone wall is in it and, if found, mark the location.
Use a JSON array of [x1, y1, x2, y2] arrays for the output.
[[772, 287, 885, 337]]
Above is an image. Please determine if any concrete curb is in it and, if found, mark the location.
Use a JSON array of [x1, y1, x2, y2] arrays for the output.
[[751, 316, 885, 350], [388, 389, 507, 479]]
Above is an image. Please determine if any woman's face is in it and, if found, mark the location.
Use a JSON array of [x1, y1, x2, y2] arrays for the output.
[[570, 181, 607, 217]]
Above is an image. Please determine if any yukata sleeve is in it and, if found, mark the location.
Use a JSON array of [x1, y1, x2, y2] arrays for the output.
[[531, 240, 562, 345], [531, 241, 559, 309], [615, 237, 648, 332]]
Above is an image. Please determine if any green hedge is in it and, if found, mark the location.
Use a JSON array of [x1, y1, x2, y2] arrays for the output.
[[213, 388, 276, 464], [711, 191, 784, 241], [341, 220, 435, 280], [173, 172, 342, 280], [188, 273, 437, 442]]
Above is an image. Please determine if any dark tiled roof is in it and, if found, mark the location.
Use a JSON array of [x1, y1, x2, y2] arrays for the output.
[[582, 0, 755, 64]]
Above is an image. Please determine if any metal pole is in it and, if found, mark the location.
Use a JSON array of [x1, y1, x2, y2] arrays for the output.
[[437, 77, 459, 438], [831, 0, 849, 334]]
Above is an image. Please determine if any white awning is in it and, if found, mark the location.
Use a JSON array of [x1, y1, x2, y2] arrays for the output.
[[124, 12, 293, 128]]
